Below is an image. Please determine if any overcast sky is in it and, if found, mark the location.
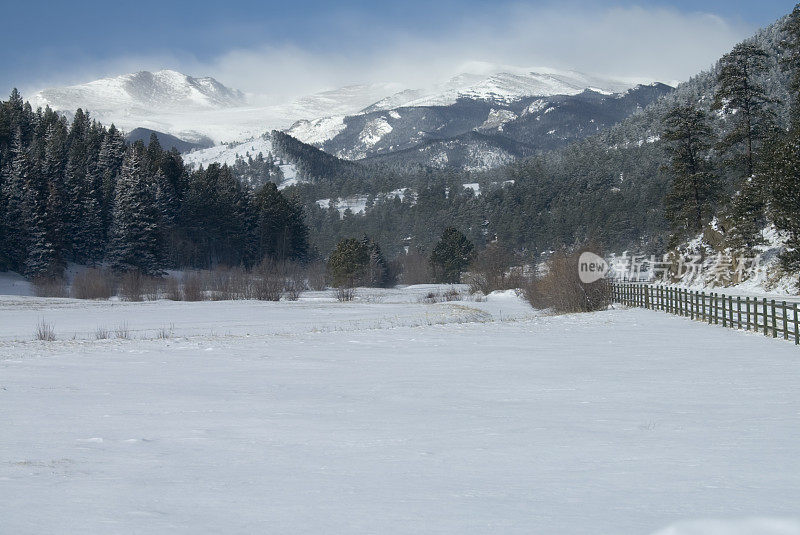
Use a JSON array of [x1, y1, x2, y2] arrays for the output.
[[2, 0, 797, 98]]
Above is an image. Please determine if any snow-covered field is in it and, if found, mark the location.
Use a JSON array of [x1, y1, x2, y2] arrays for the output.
[[1, 286, 799, 534]]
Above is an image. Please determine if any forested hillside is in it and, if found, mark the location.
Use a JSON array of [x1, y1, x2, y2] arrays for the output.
[[0, 99, 308, 278]]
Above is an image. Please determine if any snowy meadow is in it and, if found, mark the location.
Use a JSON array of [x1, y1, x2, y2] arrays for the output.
[[1, 285, 799, 534]]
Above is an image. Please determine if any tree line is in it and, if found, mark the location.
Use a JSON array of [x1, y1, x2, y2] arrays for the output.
[[661, 4, 800, 273], [0, 97, 309, 278]]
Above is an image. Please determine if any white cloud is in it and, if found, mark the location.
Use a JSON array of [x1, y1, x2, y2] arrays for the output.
[[22, 4, 753, 100]]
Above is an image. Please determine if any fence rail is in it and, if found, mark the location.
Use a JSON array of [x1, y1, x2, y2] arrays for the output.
[[611, 283, 800, 345]]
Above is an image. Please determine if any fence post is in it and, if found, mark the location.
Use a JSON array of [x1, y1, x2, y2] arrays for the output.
[[745, 297, 750, 331], [702, 292, 707, 323], [794, 303, 799, 345], [729, 295, 734, 328], [763, 298, 768, 336], [712, 293, 717, 324], [772, 300, 777, 338], [722, 295, 727, 327], [782, 301, 789, 340], [736, 297, 741, 330]]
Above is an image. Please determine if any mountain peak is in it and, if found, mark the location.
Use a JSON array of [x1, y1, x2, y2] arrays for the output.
[[31, 70, 246, 115]]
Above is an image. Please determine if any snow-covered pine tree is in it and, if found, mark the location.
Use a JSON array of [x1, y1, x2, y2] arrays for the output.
[[768, 5, 800, 272], [782, 4, 800, 130], [712, 42, 778, 253], [105, 146, 163, 274], [97, 125, 126, 240]]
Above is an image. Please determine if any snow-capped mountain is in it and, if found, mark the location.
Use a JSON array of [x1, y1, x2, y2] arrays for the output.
[[32, 70, 244, 115], [29, 65, 665, 170], [30, 71, 402, 144], [362, 67, 643, 111], [288, 83, 674, 169]]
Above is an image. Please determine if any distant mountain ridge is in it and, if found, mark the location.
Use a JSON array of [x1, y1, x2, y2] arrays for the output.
[[289, 83, 674, 171]]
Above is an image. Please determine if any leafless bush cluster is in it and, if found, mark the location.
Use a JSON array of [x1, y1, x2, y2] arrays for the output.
[[395, 248, 432, 285], [32, 277, 68, 298], [523, 248, 611, 313], [336, 287, 355, 302], [37, 261, 325, 302], [464, 243, 527, 295], [305, 261, 328, 291], [118, 271, 163, 302], [71, 268, 116, 299], [421, 287, 463, 304], [35, 319, 56, 341], [166, 261, 317, 302]]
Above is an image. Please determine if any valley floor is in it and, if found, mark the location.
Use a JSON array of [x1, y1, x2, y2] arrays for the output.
[[1, 287, 799, 534]]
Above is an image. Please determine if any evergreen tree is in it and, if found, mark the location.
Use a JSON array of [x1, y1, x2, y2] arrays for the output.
[[712, 43, 775, 179], [2, 128, 31, 270], [327, 237, 370, 288], [769, 5, 800, 271], [767, 131, 800, 270], [362, 235, 390, 287], [781, 4, 800, 130], [253, 182, 309, 263], [106, 147, 163, 274], [430, 227, 474, 283], [661, 104, 719, 244], [96, 126, 126, 239]]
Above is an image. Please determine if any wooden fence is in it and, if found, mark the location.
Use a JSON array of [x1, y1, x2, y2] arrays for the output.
[[611, 282, 800, 345]]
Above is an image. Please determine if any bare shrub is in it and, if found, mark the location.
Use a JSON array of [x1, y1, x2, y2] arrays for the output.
[[119, 271, 145, 302], [397, 248, 431, 285], [115, 323, 131, 339], [305, 261, 328, 291], [442, 288, 462, 301], [283, 277, 303, 301], [421, 287, 462, 304], [71, 268, 115, 299], [253, 275, 283, 301], [336, 286, 355, 302], [227, 267, 253, 300], [94, 326, 110, 340], [524, 247, 610, 313], [32, 277, 68, 298], [252, 259, 284, 301], [465, 243, 517, 294], [209, 266, 250, 300], [182, 272, 206, 302], [164, 276, 182, 301], [142, 276, 162, 301], [156, 324, 174, 339], [282, 262, 305, 301], [35, 320, 56, 341]]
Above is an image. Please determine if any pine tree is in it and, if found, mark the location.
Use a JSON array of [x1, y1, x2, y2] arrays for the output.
[[2, 128, 31, 271], [768, 5, 800, 271], [661, 104, 719, 244], [253, 182, 309, 263], [106, 147, 163, 274], [328, 238, 370, 288], [766, 130, 800, 270], [362, 236, 390, 287], [781, 4, 800, 130], [96, 126, 126, 239], [712, 42, 775, 179], [430, 227, 474, 283]]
